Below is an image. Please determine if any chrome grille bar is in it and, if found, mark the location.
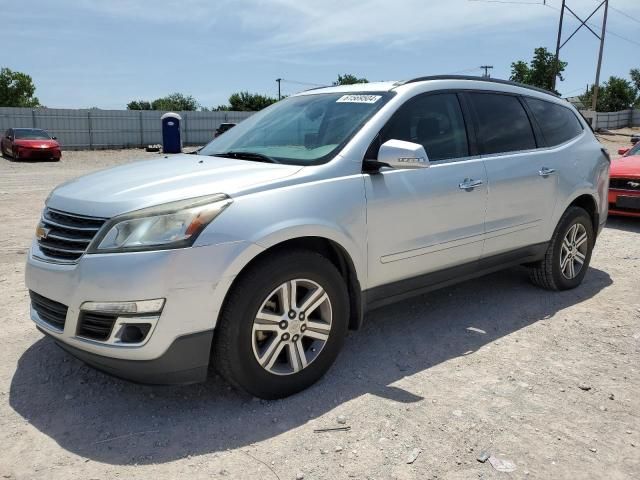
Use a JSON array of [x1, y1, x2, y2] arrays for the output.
[[36, 208, 107, 263]]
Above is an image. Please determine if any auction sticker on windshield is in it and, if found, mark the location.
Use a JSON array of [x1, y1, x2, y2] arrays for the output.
[[336, 95, 382, 104]]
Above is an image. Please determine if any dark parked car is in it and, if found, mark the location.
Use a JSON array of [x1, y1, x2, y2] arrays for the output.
[[214, 122, 236, 138], [1, 128, 61, 161]]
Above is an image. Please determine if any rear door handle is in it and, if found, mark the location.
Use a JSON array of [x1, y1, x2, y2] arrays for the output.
[[459, 178, 483, 190], [538, 167, 557, 177]]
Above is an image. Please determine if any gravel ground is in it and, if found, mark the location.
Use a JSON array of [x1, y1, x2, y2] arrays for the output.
[[0, 137, 639, 480]]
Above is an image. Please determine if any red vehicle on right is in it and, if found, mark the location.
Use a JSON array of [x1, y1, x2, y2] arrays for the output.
[[609, 140, 640, 218]]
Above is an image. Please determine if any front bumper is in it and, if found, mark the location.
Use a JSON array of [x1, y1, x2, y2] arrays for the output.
[[608, 188, 640, 218], [40, 327, 213, 384], [25, 239, 263, 383], [16, 147, 61, 160]]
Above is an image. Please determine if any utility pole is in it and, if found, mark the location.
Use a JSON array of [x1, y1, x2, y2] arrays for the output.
[[480, 66, 493, 78], [592, 0, 608, 111], [551, 0, 608, 109], [276, 78, 282, 100], [552, 0, 566, 91]]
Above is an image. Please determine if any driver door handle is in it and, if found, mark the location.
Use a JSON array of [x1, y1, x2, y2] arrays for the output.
[[459, 178, 483, 191], [538, 167, 557, 177]]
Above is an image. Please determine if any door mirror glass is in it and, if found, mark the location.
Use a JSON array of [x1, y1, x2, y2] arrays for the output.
[[378, 139, 429, 169]]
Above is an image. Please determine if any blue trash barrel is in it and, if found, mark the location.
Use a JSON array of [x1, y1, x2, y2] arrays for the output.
[[161, 112, 182, 153]]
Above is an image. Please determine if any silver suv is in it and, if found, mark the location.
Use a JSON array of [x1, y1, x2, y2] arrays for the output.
[[26, 76, 609, 398]]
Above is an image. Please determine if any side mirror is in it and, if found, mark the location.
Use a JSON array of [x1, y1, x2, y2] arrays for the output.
[[618, 147, 630, 155], [631, 136, 639, 145], [51, 136, 57, 140], [378, 139, 429, 169]]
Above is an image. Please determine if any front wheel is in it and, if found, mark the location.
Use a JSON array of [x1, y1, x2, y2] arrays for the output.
[[529, 206, 594, 290], [213, 250, 349, 399]]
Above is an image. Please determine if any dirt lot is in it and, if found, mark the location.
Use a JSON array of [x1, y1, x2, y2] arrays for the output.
[[1, 135, 639, 480]]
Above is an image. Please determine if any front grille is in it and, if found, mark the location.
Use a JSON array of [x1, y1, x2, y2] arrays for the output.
[[37, 208, 107, 262], [77, 312, 117, 341], [610, 203, 640, 213], [30, 290, 68, 331], [610, 178, 640, 191]]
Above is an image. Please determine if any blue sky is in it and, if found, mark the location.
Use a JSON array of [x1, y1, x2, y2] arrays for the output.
[[5, 0, 640, 109]]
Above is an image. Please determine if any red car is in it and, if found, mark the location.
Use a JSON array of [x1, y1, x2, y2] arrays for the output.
[[608, 141, 640, 218], [1, 128, 61, 161]]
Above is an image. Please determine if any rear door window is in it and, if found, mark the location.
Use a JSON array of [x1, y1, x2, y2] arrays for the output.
[[468, 93, 536, 155], [524, 97, 583, 146]]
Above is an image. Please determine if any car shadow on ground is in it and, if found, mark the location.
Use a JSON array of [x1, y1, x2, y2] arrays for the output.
[[605, 216, 640, 234], [9, 266, 612, 465], [1, 152, 59, 163]]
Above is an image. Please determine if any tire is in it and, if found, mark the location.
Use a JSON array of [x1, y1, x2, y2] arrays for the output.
[[213, 249, 350, 399], [528, 206, 594, 291]]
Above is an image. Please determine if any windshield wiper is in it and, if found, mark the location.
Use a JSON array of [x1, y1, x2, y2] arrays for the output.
[[211, 151, 280, 164]]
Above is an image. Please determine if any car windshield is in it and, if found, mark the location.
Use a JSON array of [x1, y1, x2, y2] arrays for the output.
[[198, 92, 392, 165], [626, 142, 640, 156], [14, 129, 51, 140]]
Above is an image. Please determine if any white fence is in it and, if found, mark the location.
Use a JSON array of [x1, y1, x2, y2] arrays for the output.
[[3, 105, 637, 150], [580, 108, 640, 130], [0, 108, 255, 150]]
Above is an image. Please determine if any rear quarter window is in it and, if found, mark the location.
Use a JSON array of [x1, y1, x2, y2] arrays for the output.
[[524, 97, 583, 147]]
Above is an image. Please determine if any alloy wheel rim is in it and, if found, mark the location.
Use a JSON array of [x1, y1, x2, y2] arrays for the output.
[[251, 278, 332, 375], [560, 223, 588, 280]]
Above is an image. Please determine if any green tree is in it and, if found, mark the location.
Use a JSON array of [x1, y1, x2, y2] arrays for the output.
[[630, 68, 640, 107], [0, 67, 41, 107], [631, 68, 640, 90], [509, 47, 567, 94], [151, 92, 199, 111], [333, 74, 369, 86], [127, 100, 152, 110], [214, 91, 278, 111], [580, 76, 637, 112]]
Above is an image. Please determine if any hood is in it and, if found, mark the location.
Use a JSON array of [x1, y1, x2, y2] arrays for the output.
[[47, 154, 303, 218], [15, 139, 59, 148], [611, 155, 640, 178]]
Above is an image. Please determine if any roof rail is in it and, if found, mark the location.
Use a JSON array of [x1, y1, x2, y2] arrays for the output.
[[400, 75, 560, 98]]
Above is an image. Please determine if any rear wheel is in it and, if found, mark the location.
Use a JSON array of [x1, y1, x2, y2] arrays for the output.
[[529, 206, 594, 290], [213, 250, 349, 399]]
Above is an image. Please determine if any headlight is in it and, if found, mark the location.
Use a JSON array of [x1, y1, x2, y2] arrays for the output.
[[89, 194, 232, 253]]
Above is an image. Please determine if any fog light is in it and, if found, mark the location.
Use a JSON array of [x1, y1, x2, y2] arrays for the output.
[[119, 324, 152, 343], [80, 299, 165, 314]]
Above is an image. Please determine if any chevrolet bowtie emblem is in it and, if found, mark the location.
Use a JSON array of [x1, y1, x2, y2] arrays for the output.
[[35, 224, 50, 240]]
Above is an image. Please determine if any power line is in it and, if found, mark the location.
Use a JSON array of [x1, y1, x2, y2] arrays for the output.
[[445, 66, 483, 75], [468, 0, 545, 4], [599, 1, 640, 25], [561, 86, 589, 96], [604, 29, 640, 48], [279, 79, 328, 88]]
